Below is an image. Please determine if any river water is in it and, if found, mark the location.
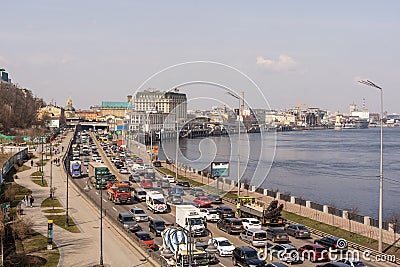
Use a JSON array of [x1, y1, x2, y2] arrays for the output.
[[159, 127, 400, 219]]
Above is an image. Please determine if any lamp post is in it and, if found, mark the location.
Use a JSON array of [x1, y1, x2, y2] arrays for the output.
[[226, 91, 242, 197], [175, 113, 179, 182], [358, 79, 384, 252], [65, 157, 69, 227]]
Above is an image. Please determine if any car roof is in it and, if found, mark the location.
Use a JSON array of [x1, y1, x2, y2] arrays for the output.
[[152, 219, 165, 223], [238, 246, 256, 252], [135, 231, 150, 236], [119, 212, 132, 217], [246, 228, 266, 233], [225, 218, 240, 222], [277, 243, 296, 249], [131, 207, 145, 211], [269, 263, 289, 267]]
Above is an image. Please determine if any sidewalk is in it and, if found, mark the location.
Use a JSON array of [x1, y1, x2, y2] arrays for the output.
[[15, 132, 152, 267]]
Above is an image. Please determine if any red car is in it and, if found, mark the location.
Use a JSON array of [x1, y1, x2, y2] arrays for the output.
[[193, 196, 211, 208], [298, 244, 329, 262], [135, 158, 143, 163], [141, 179, 153, 189], [134, 231, 155, 249]]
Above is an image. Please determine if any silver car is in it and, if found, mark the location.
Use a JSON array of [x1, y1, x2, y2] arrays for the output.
[[130, 208, 149, 222], [240, 229, 268, 247]]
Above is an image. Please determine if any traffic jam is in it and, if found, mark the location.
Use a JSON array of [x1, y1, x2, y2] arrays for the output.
[[69, 129, 371, 267]]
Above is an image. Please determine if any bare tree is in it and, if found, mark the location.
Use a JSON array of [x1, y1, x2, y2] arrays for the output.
[[347, 207, 359, 236], [387, 213, 400, 246], [10, 217, 33, 241]]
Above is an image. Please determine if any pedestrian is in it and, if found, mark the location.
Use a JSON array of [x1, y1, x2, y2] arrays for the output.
[[30, 160, 34, 167], [62, 146, 64, 152], [29, 194, 34, 207], [24, 194, 29, 207], [58, 158, 60, 165]]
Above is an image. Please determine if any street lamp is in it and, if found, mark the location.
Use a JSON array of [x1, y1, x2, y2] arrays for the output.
[[226, 91, 242, 197], [358, 79, 384, 252], [175, 112, 179, 182]]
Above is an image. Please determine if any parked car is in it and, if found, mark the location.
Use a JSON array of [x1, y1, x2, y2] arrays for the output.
[[335, 258, 368, 267], [130, 208, 149, 222], [193, 196, 211, 208], [167, 194, 183, 205], [314, 236, 348, 252], [216, 206, 235, 218], [284, 224, 311, 238], [148, 219, 166, 236], [266, 228, 290, 243], [208, 237, 235, 256], [207, 194, 223, 204], [177, 180, 190, 188], [117, 212, 140, 232], [199, 208, 219, 222], [232, 246, 266, 267], [240, 228, 269, 247], [298, 244, 329, 262], [241, 218, 261, 230], [217, 218, 243, 234], [134, 231, 155, 249], [141, 179, 153, 189], [267, 244, 301, 264]]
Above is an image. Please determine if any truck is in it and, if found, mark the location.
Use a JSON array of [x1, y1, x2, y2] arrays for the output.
[[176, 205, 207, 237], [161, 228, 209, 267], [236, 197, 285, 226], [88, 162, 110, 189], [146, 191, 167, 213], [106, 182, 131, 204], [70, 160, 82, 178]]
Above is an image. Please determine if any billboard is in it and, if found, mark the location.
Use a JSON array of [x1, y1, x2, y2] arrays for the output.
[[211, 162, 229, 177]]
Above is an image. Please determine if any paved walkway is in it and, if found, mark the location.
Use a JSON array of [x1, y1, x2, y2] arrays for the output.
[[15, 132, 152, 267]]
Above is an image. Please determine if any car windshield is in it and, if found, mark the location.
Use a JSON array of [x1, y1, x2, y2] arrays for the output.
[[154, 199, 164, 204], [139, 234, 152, 241], [118, 187, 130, 192], [155, 222, 165, 227], [250, 220, 260, 224], [353, 262, 366, 267], [138, 192, 146, 195], [298, 225, 308, 230], [190, 218, 203, 225], [134, 210, 146, 215], [315, 248, 325, 252], [219, 240, 231, 246], [254, 232, 266, 239], [208, 210, 218, 214], [245, 250, 259, 259], [123, 216, 135, 222]]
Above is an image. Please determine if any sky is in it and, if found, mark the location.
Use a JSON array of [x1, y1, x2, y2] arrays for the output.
[[0, 1, 399, 114]]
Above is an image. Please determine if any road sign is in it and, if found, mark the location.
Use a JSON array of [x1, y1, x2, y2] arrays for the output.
[[211, 162, 230, 177]]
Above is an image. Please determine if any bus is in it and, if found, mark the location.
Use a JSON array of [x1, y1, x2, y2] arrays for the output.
[[70, 160, 82, 178]]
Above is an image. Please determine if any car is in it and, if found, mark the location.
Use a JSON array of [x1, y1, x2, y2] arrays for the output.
[[117, 212, 140, 232], [108, 174, 118, 182], [91, 154, 99, 161], [169, 186, 184, 196], [153, 160, 162, 167], [73, 156, 80, 161], [83, 158, 90, 166], [315, 263, 352, 267], [298, 244, 329, 262], [130, 208, 149, 222], [193, 196, 211, 208], [199, 208, 219, 222], [190, 188, 205, 197], [232, 246, 266, 267], [134, 158, 143, 163], [216, 206, 235, 218], [240, 228, 269, 247], [95, 158, 103, 163], [151, 186, 164, 194], [129, 173, 141, 183], [182, 201, 197, 207], [208, 237, 235, 256], [141, 179, 153, 189], [217, 218, 243, 234], [266, 263, 290, 267], [160, 179, 171, 188], [134, 231, 155, 249], [266, 227, 290, 243], [132, 187, 147, 202], [207, 194, 223, 204], [335, 258, 368, 267], [267, 243, 301, 263], [114, 161, 124, 169], [149, 219, 166, 236], [241, 218, 261, 230], [119, 167, 129, 174], [284, 224, 311, 238], [314, 236, 348, 252], [167, 194, 183, 205], [176, 180, 190, 188]]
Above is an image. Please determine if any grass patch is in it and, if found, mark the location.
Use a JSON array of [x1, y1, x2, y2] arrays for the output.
[[17, 165, 31, 172], [22, 231, 60, 266], [45, 215, 80, 233], [32, 179, 48, 187], [42, 208, 65, 214], [36, 159, 49, 167], [282, 210, 400, 257], [31, 170, 44, 176], [41, 197, 62, 208]]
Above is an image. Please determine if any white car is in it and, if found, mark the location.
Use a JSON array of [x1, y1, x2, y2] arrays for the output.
[[241, 218, 262, 229], [91, 154, 99, 161], [164, 175, 175, 183], [119, 167, 129, 174], [208, 237, 235, 257], [95, 158, 103, 163], [199, 208, 219, 222]]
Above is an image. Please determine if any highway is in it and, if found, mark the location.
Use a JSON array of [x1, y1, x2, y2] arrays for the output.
[[68, 131, 394, 267]]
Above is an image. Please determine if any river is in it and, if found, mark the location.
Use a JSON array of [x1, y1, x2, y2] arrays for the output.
[[159, 127, 400, 219]]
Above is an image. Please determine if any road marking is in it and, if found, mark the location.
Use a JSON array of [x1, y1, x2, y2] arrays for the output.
[[95, 192, 99, 195], [112, 207, 117, 211], [219, 263, 226, 267], [103, 199, 107, 203]]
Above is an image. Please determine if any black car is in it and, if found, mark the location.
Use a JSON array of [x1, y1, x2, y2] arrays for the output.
[[266, 228, 289, 243], [314, 236, 348, 252], [149, 219, 166, 236], [266, 263, 289, 267], [232, 246, 266, 267], [117, 212, 140, 232], [216, 206, 235, 218], [284, 224, 311, 238], [114, 161, 124, 169], [177, 180, 190, 188], [207, 194, 223, 204], [315, 263, 351, 267], [217, 218, 243, 234], [153, 161, 162, 167]]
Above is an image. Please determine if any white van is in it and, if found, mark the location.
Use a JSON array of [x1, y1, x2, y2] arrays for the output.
[[146, 191, 167, 213]]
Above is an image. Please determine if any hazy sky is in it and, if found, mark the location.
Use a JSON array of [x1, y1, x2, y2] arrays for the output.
[[1, 1, 399, 114]]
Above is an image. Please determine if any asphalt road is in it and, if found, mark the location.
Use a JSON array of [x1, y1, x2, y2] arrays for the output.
[[68, 132, 394, 267]]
